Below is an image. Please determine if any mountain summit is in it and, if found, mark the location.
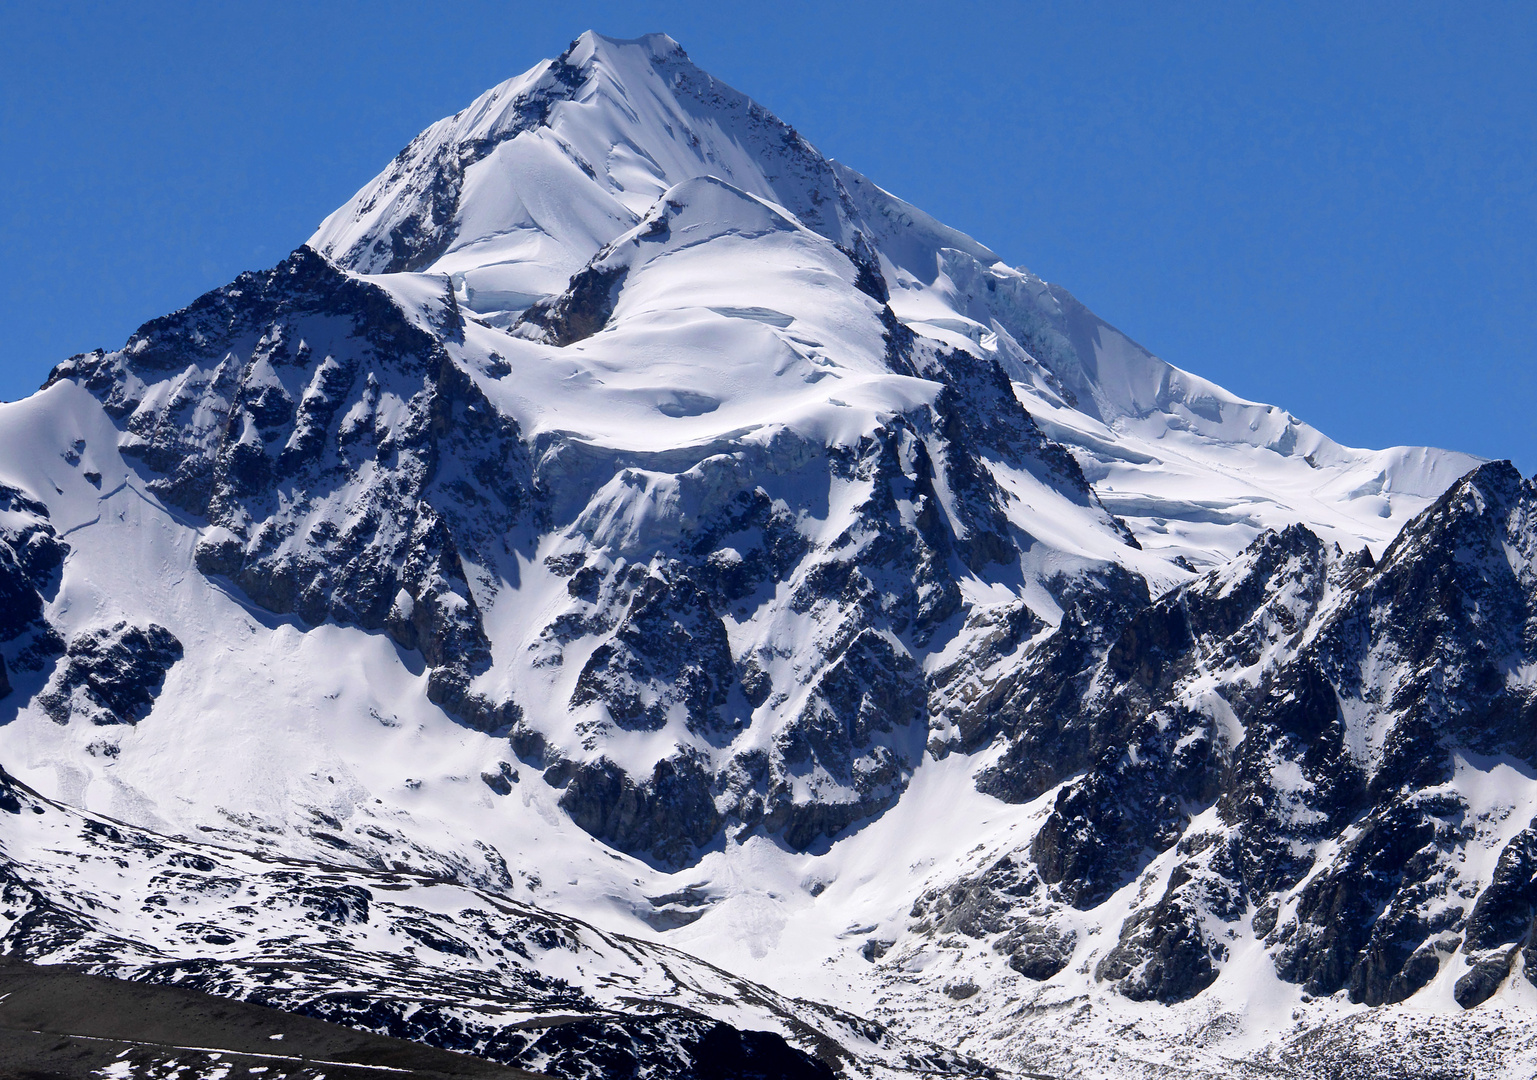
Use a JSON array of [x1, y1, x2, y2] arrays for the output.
[[312, 31, 862, 289], [2, 30, 1533, 1080]]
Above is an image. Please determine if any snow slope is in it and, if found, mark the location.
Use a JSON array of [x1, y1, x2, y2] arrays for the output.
[[314, 31, 1478, 585]]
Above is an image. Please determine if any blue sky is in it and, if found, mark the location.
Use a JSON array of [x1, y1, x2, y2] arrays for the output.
[[2, 1, 1532, 469]]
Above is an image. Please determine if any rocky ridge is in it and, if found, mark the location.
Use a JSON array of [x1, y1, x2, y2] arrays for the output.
[[864, 463, 1537, 1077]]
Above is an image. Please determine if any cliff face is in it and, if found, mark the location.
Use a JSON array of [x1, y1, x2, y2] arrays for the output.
[[908, 464, 1537, 1011]]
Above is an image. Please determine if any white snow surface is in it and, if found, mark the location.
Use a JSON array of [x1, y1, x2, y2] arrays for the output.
[[0, 29, 1518, 1080], [314, 31, 1477, 576]]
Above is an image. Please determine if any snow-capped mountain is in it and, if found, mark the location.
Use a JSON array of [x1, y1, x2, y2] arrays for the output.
[[1, 30, 1532, 1080]]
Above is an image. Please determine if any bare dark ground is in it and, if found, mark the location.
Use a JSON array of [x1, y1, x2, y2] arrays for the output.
[[0, 955, 549, 1080]]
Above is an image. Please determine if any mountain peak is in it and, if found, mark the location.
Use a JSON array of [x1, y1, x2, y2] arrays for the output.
[[564, 29, 688, 65], [310, 29, 858, 305], [8, 25, 1534, 1080]]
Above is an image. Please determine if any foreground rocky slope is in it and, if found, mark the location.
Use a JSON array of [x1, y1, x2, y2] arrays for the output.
[[0, 29, 1531, 1080], [0, 765, 970, 1079]]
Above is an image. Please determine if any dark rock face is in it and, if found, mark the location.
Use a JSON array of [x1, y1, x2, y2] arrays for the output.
[[701, 343, 1123, 852], [998, 922, 1077, 982], [557, 753, 721, 868], [298, 883, 373, 926], [568, 565, 737, 737], [500, 1017, 838, 1080], [1453, 819, 1537, 1007], [760, 627, 925, 849], [1272, 796, 1460, 1006], [1094, 894, 1219, 1003], [0, 486, 65, 641], [837, 236, 889, 304], [899, 463, 1537, 1009], [964, 564, 1152, 803], [692, 1024, 838, 1080], [0, 484, 66, 698], [1463, 820, 1537, 954], [515, 263, 627, 346], [35, 622, 182, 725], [909, 854, 1042, 941], [1452, 959, 1511, 1012], [481, 761, 519, 795], [48, 246, 532, 733]]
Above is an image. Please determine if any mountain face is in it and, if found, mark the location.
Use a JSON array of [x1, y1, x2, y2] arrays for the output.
[[1, 29, 1533, 1080]]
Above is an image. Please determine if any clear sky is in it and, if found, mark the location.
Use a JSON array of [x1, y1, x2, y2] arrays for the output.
[[2, 1, 1532, 470]]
